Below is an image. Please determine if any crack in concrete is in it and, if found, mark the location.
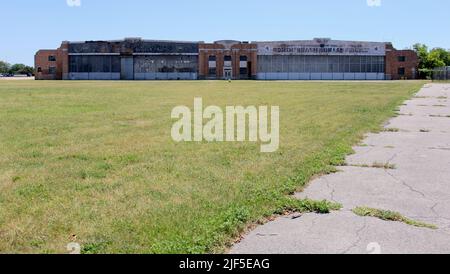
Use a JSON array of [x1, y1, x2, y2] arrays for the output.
[[387, 153, 398, 164], [384, 169, 426, 199], [429, 147, 450, 151], [341, 219, 368, 254], [324, 177, 337, 203], [429, 203, 450, 222], [306, 215, 319, 235]]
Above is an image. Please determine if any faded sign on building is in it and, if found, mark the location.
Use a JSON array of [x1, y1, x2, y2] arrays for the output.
[[257, 39, 386, 56]]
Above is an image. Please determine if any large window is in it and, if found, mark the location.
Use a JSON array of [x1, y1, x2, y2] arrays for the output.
[[69, 55, 121, 73], [257, 55, 385, 73], [48, 56, 56, 62]]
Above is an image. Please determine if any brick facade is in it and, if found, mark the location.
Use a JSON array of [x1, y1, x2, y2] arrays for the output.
[[34, 50, 60, 80], [34, 42, 69, 80], [197, 41, 257, 80], [385, 44, 418, 80], [35, 39, 418, 81]]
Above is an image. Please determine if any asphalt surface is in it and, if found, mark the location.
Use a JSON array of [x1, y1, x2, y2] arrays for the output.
[[232, 83, 450, 254]]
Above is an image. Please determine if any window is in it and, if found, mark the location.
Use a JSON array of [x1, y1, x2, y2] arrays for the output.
[[48, 67, 56, 74], [208, 68, 216, 76], [398, 56, 406, 62], [37, 67, 42, 73], [208, 56, 216, 61], [240, 56, 248, 61], [398, 67, 405, 75], [224, 55, 232, 62], [48, 55, 56, 62], [240, 68, 248, 75]]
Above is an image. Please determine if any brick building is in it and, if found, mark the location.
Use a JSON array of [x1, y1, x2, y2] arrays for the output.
[[35, 38, 418, 81], [198, 40, 257, 80], [385, 43, 419, 80]]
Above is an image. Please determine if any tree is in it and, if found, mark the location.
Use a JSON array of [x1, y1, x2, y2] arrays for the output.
[[9, 64, 26, 74], [22, 66, 35, 75], [413, 44, 450, 79], [0, 60, 10, 74], [7, 64, 34, 75], [430, 48, 450, 66]]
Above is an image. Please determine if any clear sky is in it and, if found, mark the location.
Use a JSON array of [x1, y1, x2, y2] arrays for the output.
[[2, 0, 449, 66]]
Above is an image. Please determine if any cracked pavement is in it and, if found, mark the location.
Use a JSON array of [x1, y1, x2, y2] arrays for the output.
[[231, 83, 450, 254]]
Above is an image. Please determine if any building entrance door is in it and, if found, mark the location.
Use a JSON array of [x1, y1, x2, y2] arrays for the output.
[[224, 68, 232, 80], [120, 56, 134, 80]]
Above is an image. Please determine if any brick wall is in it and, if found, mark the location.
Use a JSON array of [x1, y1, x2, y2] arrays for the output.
[[198, 41, 257, 80], [34, 42, 71, 80], [385, 44, 419, 80], [35, 50, 60, 80]]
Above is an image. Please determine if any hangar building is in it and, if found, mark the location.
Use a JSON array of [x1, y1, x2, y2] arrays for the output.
[[35, 38, 418, 81]]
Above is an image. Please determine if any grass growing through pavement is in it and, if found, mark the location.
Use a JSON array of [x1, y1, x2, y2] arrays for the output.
[[276, 198, 342, 215], [347, 162, 396, 170], [353, 207, 437, 229], [383, 128, 400, 132], [0, 80, 424, 253]]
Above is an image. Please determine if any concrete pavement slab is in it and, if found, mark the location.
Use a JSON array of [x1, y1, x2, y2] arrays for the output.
[[231, 83, 450, 254]]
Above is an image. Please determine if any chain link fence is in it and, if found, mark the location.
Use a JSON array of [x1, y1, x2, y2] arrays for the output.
[[432, 67, 450, 81]]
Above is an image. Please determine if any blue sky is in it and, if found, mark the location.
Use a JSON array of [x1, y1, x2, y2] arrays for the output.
[[2, 0, 449, 66]]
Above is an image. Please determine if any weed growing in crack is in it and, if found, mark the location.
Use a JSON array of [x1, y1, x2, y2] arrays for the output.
[[353, 207, 437, 229], [430, 115, 450, 118], [275, 198, 342, 215], [383, 128, 400, 132], [346, 162, 396, 170]]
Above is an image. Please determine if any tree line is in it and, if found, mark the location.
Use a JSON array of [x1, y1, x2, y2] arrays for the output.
[[0, 61, 34, 76]]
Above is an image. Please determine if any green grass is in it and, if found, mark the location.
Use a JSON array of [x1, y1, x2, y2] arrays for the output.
[[353, 207, 437, 229], [0, 80, 425, 253]]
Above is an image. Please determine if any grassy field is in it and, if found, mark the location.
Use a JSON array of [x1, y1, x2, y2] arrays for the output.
[[0, 80, 425, 254]]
